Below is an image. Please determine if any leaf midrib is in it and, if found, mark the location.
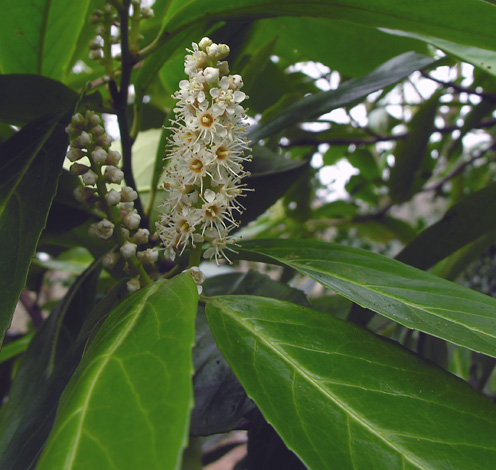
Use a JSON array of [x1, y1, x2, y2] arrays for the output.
[[215, 298, 429, 470]]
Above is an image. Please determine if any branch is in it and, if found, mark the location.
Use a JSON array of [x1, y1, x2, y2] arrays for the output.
[[420, 71, 496, 103]]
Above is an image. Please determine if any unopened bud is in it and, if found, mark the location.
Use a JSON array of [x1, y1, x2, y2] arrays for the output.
[[120, 186, 137, 202], [104, 166, 124, 184], [106, 150, 122, 165], [82, 169, 98, 186], [92, 147, 107, 163], [67, 148, 86, 162], [105, 189, 121, 205], [70, 163, 90, 176], [127, 277, 141, 292], [123, 212, 141, 229], [120, 241, 137, 259]]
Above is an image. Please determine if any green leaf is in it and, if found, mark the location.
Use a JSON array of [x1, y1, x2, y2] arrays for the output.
[[240, 147, 309, 226], [0, 114, 68, 345], [245, 17, 427, 78], [0, 333, 34, 363], [237, 238, 496, 358], [382, 28, 496, 78], [0, 260, 101, 470], [161, 0, 496, 56], [388, 95, 439, 203], [396, 182, 496, 270], [206, 295, 496, 470], [0, 0, 91, 79], [0, 75, 78, 125], [37, 274, 198, 470], [248, 52, 437, 142]]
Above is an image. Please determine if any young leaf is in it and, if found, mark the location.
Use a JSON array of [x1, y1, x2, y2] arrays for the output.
[[36, 274, 198, 470], [0, 114, 68, 346], [206, 295, 496, 470], [237, 238, 496, 358]]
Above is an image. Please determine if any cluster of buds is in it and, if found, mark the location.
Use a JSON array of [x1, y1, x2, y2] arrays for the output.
[[88, 1, 154, 63], [156, 37, 252, 264], [65, 111, 157, 292]]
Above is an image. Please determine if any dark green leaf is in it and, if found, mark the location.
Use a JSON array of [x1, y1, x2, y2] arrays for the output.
[[0, 0, 91, 79], [191, 271, 308, 436], [248, 52, 437, 141], [389, 95, 439, 203], [161, 0, 496, 56], [0, 333, 34, 363], [207, 295, 496, 470], [396, 182, 496, 270], [0, 114, 68, 345], [0, 75, 78, 125], [0, 260, 101, 470], [37, 274, 198, 470], [237, 238, 496, 358], [240, 147, 309, 226]]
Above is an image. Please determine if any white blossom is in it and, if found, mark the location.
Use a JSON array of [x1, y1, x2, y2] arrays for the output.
[[157, 38, 251, 264]]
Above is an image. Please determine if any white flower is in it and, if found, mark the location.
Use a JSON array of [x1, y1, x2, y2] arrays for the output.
[[157, 38, 251, 263]]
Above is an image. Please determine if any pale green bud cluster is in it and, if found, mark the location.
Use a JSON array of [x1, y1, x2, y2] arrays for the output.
[[65, 111, 157, 291]]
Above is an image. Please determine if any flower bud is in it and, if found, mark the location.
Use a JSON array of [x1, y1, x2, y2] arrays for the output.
[[70, 163, 90, 176], [73, 186, 95, 202], [67, 148, 86, 162], [204, 67, 219, 84], [90, 125, 105, 138], [82, 169, 98, 186], [89, 219, 114, 240], [199, 37, 213, 50], [104, 166, 124, 184], [120, 186, 137, 202], [106, 150, 122, 165], [92, 147, 107, 163], [102, 252, 120, 269], [95, 133, 112, 148], [105, 189, 121, 205], [132, 228, 149, 244], [127, 277, 140, 292], [120, 241, 137, 259], [123, 212, 141, 230]]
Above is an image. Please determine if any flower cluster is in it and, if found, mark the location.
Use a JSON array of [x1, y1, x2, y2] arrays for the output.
[[65, 111, 157, 291], [156, 37, 252, 264]]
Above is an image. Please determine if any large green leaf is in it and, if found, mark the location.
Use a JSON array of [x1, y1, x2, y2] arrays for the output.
[[0, 261, 102, 470], [0, 114, 68, 345], [36, 274, 198, 470], [206, 295, 496, 470], [396, 182, 496, 270], [0, 0, 91, 79], [160, 0, 496, 54], [248, 52, 437, 142], [0, 75, 78, 125], [237, 238, 496, 358], [245, 17, 427, 77]]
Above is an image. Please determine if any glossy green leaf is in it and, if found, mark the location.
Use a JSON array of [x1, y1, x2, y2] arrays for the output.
[[248, 52, 437, 142], [389, 95, 439, 203], [237, 238, 496, 358], [0, 75, 78, 125], [206, 295, 496, 470], [0, 0, 91, 79], [37, 274, 198, 470], [0, 114, 68, 345], [161, 0, 496, 56], [0, 260, 101, 470], [396, 182, 496, 270], [383, 28, 496, 78], [191, 270, 308, 436]]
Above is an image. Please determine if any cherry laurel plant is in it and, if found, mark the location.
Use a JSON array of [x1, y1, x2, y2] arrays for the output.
[[3, 1, 496, 469]]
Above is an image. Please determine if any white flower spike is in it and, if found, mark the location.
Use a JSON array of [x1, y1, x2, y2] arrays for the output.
[[157, 38, 252, 264]]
